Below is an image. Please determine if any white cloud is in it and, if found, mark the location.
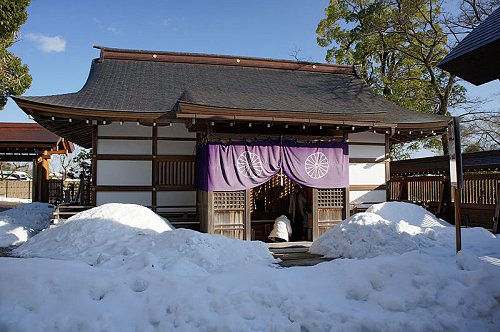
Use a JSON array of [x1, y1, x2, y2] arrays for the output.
[[26, 33, 66, 53]]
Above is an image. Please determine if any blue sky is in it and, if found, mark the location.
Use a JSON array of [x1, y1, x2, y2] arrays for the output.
[[1, 0, 498, 124]]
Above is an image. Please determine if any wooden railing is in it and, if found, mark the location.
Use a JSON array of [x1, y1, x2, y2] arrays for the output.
[[461, 174, 498, 205], [388, 173, 499, 232]]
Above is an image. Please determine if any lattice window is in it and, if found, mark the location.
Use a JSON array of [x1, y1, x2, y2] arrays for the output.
[[157, 157, 195, 188], [213, 191, 246, 210], [317, 188, 344, 208]]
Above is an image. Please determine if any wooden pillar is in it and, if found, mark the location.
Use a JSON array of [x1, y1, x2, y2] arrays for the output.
[[312, 188, 319, 241], [344, 187, 350, 219], [245, 189, 251, 240], [91, 125, 98, 206], [32, 159, 38, 202], [453, 187, 462, 252], [492, 180, 499, 234], [151, 125, 158, 212], [33, 157, 50, 202]]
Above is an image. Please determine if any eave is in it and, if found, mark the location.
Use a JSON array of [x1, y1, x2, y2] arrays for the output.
[[13, 96, 164, 148]]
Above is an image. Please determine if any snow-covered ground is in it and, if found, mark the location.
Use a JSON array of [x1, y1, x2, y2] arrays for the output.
[[0, 202, 499, 331], [0, 196, 32, 203], [0, 202, 53, 247]]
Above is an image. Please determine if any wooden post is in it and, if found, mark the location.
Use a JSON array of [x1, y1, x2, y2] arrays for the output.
[[91, 125, 98, 206], [448, 117, 463, 254], [245, 189, 251, 240], [453, 187, 462, 252], [312, 188, 319, 241], [207, 191, 213, 234], [151, 125, 158, 212], [436, 178, 446, 217], [493, 180, 500, 234]]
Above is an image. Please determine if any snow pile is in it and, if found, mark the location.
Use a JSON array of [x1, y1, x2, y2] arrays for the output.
[[14, 203, 275, 272], [310, 201, 496, 258], [14, 203, 173, 263], [0, 203, 53, 247], [1, 201, 499, 331], [366, 201, 448, 230], [1, 243, 499, 331]]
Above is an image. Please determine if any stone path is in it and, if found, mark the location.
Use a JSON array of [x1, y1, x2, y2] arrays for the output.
[[268, 241, 332, 267]]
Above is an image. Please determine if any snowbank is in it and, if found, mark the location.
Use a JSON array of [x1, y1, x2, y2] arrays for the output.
[[14, 203, 275, 272], [1, 201, 499, 331], [14, 203, 173, 262], [310, 201, 497, 259], [1, 246, 499, 331], [0, 203, 53, 247]]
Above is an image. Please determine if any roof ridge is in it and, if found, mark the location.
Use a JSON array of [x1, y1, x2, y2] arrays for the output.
[[93, 45, 356, 75]]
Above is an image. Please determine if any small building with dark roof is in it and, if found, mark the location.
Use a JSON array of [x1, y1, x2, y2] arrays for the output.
[[0, 123, 74, 202], [12, 46, 450, 240], [438, 7, 500, 85]]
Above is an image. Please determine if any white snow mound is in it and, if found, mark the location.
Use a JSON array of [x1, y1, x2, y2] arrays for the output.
[[14, 203, 275, 271], [0, 202, 53, 247], [366, 201, 448, 229], [310, 212, 420, 258], [14, 203, 173, 262], [311, 202, 459, 259], [67, 203, 174, 232]]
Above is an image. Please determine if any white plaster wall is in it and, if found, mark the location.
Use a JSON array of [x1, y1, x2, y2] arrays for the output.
[[96, 192, 151, 206], [349, 190, 386, 205], [97, 160, 152, 185], [348, 132, 385, 144], [98, 139, 152, 155], [157, 141, 196, 155], [157, 123, 196, 138], [98, 123, 152, 137], [349, 145, 386, 160], [349, 163, 386, 185], [156, 191, 196, 207]]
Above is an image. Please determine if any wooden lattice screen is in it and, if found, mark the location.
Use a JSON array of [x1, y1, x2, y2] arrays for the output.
[[316, 188, 345, 237], [212, 191, 247, 239], [156, 156, 195, 190], [48, 179, 63, 204]]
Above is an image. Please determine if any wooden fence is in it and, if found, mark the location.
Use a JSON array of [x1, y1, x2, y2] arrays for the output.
[[0, 180, 32, 199], [0, 178, 92, 205], [388, 173, 499, 232]]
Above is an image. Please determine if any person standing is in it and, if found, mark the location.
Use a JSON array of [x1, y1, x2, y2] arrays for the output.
[[289, 184, 307, 241]]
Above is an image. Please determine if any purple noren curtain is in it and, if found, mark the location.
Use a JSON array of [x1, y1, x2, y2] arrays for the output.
[[281, 140, 349, 189], [195, 139, 349, 191], [195, 140, 281, 192]]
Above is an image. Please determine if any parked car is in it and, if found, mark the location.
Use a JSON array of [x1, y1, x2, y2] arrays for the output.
[[0, 171, 31, 181]]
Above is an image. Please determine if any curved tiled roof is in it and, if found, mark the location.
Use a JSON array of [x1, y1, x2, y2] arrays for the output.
[[13, 47, 449, 146]]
